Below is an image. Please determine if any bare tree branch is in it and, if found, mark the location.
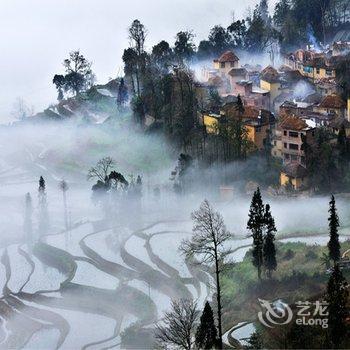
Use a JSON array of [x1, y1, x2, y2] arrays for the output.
[[155, 299, 199, 350], [87, 157, 115, 182], [179, 199, 233, 348]]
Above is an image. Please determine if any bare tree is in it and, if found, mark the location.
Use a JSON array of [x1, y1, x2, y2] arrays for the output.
[[11, 97, 34, 121], [180, 200, 232, 349], [155, 299, 199, 350], [87, 157, 115, 182], [129, 19, 147, 56]]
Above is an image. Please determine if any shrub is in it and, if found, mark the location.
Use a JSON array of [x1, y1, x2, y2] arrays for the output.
[[284, 249, 295, 260]]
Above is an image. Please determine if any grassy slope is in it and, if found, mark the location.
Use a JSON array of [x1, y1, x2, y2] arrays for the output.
[[221, 240, 350, 331]]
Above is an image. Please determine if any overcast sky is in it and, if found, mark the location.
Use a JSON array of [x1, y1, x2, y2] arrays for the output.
[[0, 0, 277, 123]]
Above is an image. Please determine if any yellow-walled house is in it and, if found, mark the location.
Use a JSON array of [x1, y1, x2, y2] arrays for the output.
[[213, 51, 240, 76], [314, 94, 347, 118], [203, 113, 222, 134], [284, 50, 337, 81], [260, 66, 281, 109], [280, 163, 308, 190], [202, 106, 274, 151], [300, 65, 336, 80], [245, 121, 270, 150], [272, 127, 283, 158], [279, 115, 315, 165], [312, 66, 336, 80]]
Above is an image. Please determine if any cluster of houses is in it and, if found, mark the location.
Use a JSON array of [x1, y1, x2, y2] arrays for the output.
[[200, 44, 350, 191]]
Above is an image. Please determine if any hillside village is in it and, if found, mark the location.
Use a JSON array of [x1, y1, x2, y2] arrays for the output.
[[26, 38, 350, 196], [199, 41, 350, 192], [17, 0, 350, 198], [2, 1, 350, 349]]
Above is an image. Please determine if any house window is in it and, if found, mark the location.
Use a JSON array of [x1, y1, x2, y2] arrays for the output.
[[326, 69, 333, 76], [284, 130, 287, 136], [291, 155, 298, 161], [274, 141, 277, 146], [289, 131, 299, 138], [230, 62, 235, 67], [289, 143, 298, 150], [316, 68, 320, 74], [220, 62, 225, 68], [284, 143, 288, 148]]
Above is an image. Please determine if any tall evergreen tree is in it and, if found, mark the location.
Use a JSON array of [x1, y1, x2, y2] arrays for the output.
[[208, 25, 230, 54], [235, 94, 245, 115], [259, 0, 270, 23], [326, 264, 349, 348], [246, 330, 264, 349], [174, 31, 196, 63], [263, 204, 277, 278], [247, 187, 265, 280], [24, 193, 33, 251], [195, 301, 218, 349], [117, 78, 129, 109], [38, 176, 49, 238], [327, 195, 340, 264]]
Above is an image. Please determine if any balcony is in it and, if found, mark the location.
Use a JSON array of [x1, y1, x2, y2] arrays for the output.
[[284, 149, 301, 156], [281, 135, 302, 142]]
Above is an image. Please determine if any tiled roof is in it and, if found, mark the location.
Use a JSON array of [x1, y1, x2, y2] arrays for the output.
[[217, 51, 239, 63], [243, 106, 268, 119], [228, 68, 247, 77], [279, 115, 309, 131], [260, 66, 280, 83], [319, 94, 346, 109], [221, 104, 273, 124]]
